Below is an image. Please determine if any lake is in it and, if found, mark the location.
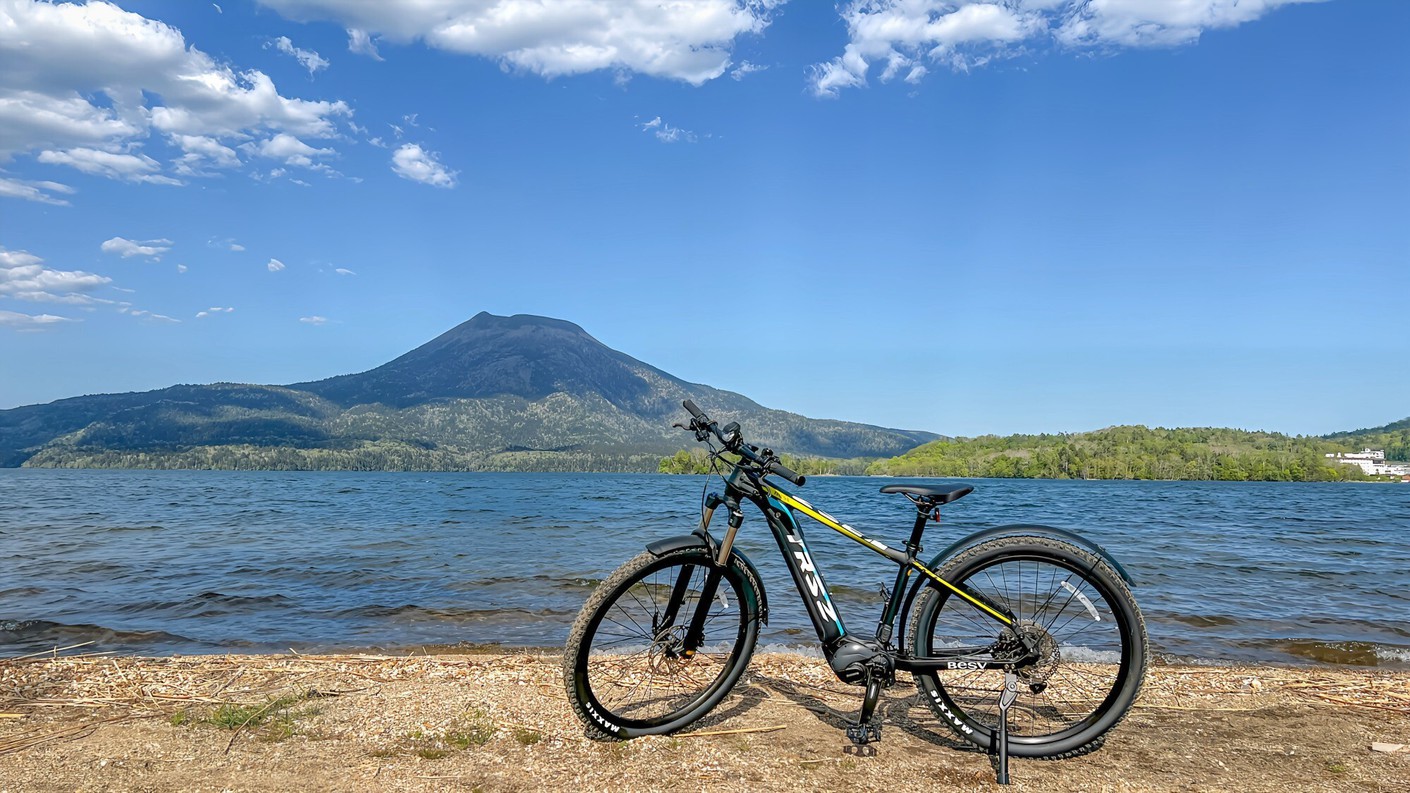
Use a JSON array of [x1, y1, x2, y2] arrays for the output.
[[2, 470, 1407, 667]]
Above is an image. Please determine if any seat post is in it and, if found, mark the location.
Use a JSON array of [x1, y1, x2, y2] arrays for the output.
[[905, 501, 931, 557]]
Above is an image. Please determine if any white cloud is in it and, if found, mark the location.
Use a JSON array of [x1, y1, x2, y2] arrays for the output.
[[333, 267, 355, 276], [101, 237, 173, 260], [172, 134, 240, 175], [1058, 0, 1320, 48], [176, 264, 188, 273], [126, 308, 180, 322], [729, 60, 766, 80], [195, 306, 235, 318], [267, 257, 286, 271], [208, 237, 244, 251], [0, 308, 75, 329], [0, 174, 74, 205], [247, 132, 336, 169], [640, 116, 696, 143], [299, 315, 329, 325], [347, 28, 383, 60], [259, 0, 780, 85], [0, 245, 112, 304], [391, 143, 456, 187], [36, 148, 181, 185], [0, 0, 351, 184], [809, 0, 1318, 96], [269, 35, 330, 74]]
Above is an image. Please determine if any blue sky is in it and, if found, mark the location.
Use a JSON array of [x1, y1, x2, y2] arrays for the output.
[[1, 0, 1406, 437]]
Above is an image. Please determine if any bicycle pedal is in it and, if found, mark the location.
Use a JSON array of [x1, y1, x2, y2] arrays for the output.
[[844, 721, 882, 746]]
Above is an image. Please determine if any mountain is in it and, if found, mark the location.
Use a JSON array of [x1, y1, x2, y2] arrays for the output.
[[0, 313, 938, 470]]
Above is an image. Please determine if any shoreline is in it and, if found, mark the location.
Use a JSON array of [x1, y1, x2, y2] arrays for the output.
[[3, 651, 1407, 791], [6, 466, 1409, 482]]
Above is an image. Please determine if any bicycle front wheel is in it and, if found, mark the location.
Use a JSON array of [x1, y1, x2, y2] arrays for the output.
[[564, 547, 760, 739], [909, 535, 1147, 759]]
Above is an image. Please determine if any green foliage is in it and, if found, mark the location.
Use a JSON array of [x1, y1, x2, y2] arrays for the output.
[[1323, 418, 1410, 463], [868, 425, 1378, 482], [398, 710, 496, 759], [195, 693, 316, 741]]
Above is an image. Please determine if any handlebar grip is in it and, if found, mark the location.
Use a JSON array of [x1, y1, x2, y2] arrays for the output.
[[682, 399, 706, 420], [769, 461, 806, 487]]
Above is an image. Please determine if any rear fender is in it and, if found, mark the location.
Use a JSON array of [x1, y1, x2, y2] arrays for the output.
[[645, 531, 768, 625]]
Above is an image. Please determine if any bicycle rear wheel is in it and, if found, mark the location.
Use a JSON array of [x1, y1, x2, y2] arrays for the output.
[[564, 547, 760, 739], [909, 535, 1147, 759]]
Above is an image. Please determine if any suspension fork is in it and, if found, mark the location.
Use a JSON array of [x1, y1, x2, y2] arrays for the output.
[[656, 493, 743, 655], [683, 495, 743, 654]]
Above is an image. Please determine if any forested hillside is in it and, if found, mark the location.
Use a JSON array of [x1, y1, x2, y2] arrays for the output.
[[863, 424, 1405, 481]]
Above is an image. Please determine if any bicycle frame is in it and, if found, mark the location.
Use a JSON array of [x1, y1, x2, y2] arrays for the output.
[[695, 465, 1023, 678]]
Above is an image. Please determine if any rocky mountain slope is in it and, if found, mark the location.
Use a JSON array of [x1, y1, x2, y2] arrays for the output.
[[1, 313, 937, 470]]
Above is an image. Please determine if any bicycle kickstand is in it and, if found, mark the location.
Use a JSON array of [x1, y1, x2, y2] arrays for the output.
[[994, 671, 1019, 785]]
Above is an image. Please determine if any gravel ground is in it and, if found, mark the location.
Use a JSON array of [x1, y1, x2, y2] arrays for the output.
[[1, 652, 1407, 792]]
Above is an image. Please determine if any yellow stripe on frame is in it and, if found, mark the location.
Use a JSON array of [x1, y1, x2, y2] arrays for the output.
[[764, 485, 891, 554], [912, 562, 1014, 625]]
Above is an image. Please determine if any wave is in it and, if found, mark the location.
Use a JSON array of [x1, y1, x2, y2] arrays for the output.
[[336, 604, 577, 622], [0, 619, 197, 653], [1252, 639, 1410, 667], [111, 591, 296, 619]]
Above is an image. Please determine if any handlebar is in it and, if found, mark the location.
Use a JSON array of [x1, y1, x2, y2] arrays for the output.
[[677, 400, 806, 487]]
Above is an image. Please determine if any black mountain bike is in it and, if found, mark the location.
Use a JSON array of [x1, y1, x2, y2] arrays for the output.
[[564, 402, 1147, 783]]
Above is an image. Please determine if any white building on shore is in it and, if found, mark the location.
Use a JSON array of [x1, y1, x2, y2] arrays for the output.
[[1325, 448, 1410, 477]]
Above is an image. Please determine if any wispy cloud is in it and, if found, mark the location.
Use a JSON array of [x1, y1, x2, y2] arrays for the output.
[[0, 175, 75, 206], [269, 35, 329, 74], [391, 144, 456, 188], [0, 309, 76, 330], [195, 306, 235, 318], [730, 60, 766, 81], [347, 28, 383, 60], [640, 116, 696, 144], [809, 0, 1319, 97], [123, 308, 181, 323], [37, 149, 181, 185], [299, 315, 329, 325], [101, 237, 173, 260], [267, 258, 286, 272], [334, 267, 356, 276]]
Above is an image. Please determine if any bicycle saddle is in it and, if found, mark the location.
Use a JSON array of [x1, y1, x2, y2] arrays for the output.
[[879, 484, 973, 504]]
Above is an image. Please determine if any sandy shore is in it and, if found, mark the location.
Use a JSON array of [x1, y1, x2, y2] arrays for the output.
[[2, 651, 1407, 792]]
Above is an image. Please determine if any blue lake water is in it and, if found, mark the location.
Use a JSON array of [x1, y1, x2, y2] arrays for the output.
[[2, 470, 1408, 667]]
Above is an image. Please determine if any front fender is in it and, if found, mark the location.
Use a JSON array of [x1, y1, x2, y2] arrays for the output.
[[644, 531, 769, 625], [897, 524, 1134, 650]]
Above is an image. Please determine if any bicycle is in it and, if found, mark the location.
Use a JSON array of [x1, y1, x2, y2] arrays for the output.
[[563, 401, 1147, 783]]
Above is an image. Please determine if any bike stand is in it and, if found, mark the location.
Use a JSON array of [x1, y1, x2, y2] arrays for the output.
[[992, 671, 1019, 785]]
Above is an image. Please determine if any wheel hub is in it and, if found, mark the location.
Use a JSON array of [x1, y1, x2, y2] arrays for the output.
[[1013, 621, 1060, 686]]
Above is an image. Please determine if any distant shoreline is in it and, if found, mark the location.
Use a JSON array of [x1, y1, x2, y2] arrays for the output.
[[9, 464, 1407, 483]]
